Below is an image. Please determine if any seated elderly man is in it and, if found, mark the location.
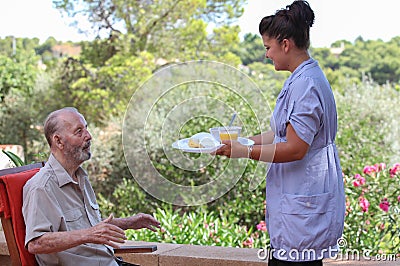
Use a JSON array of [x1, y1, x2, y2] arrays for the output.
[[22, 107, 160, 265]]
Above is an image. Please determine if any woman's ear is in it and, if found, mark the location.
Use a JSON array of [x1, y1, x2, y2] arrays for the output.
[[282, 39, 291, 53]]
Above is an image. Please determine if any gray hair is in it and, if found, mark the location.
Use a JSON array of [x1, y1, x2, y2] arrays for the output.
[[44, 107, 79, 147]]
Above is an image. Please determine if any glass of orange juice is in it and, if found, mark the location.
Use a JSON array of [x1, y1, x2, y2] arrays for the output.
[[218, 126, 241, 142]]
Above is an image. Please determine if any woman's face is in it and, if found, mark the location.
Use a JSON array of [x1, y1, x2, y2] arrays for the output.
[[262, 35, 287, 71]]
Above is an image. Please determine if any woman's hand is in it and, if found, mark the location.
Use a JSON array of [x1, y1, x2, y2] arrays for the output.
[[215, 140, 249, 158]]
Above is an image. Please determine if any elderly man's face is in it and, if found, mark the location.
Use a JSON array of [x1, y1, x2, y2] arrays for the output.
[[60, 112, 92, 164]]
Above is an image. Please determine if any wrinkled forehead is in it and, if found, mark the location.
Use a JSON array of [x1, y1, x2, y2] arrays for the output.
[[58, 110, 87, 131]]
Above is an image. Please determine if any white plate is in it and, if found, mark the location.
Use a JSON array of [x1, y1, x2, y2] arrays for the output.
[[172, 133, 255, 154], [172, 138, 224, 153]]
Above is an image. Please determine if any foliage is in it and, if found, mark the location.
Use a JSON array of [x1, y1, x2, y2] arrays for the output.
[[125, 205, 269, 248], [97, 177, 159, 217], [238, 35, 400, 87], [46, 0, 247, 126], [0, 51, 39, 102], [1, 1, 400, 256], [314, 37, 400, 86], [34, 37, 60, 67], [1, 150, 25, 167], [0, 37, 40, 58], [53, 0, 246, 60], [334, 78, 400, 174], [95, 70, 400, 255], [343, 163, 400, 255], [243, 61, 289, 106], [233, 33, 265, 65], [83, 117, 131, 197], [69, 51, 154, 124], [0, 47, 48, 159]]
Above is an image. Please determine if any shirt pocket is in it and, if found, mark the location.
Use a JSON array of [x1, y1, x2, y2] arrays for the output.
[[279, 193, 334, 251], [64, 208, 85, 231], [89, 201, 102, 222], [281, 192, 331, 214]]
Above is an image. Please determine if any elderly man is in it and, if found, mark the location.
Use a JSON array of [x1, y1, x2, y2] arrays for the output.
[[22, 107, 160, 265]]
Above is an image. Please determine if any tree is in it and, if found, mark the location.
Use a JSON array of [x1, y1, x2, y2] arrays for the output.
[[0, 49, 45, 157], [233, 33, 265, 65], [49, 0, 246, 125], [0, 51, 39, 102], [53, 0, 246, 60]]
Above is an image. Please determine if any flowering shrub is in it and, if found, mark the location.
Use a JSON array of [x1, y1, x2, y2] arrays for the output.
[[99, 79, 400, 255], [126, 206, 254, 248], [122, 162, 399, 256], [344, 162, 400, 255]]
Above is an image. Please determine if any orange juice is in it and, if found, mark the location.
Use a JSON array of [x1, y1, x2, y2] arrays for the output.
[[219, 132, 239, 141]]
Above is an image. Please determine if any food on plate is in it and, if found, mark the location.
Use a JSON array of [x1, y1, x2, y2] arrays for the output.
[[188, 138, 202, 148], [188, 133, 216, 148]]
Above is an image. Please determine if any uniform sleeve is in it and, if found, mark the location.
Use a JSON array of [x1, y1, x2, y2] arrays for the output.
[[23, 185, 62, 247], [286, 77, 323, 146]]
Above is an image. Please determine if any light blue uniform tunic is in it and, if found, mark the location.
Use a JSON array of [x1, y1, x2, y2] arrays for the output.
[[267, 58, 345, 261]]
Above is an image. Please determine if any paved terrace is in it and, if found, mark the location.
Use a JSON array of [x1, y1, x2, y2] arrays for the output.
[[0, 232, 397, 265]]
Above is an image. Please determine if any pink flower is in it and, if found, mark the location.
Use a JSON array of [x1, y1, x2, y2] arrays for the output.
[[398, 195, 400, 202], [243, 237, 254, 247], [379, 198, 390, 212], [359, 197, 370, 212], [389, 163, 400, 177], [256, 221, 267, 232], [373, 163, 386, 172], [353, 174, 365, 187], [363, 165, 377, 175]]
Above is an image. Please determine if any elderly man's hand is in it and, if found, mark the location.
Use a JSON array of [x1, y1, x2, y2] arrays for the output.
[[106, 213, 161, 233], [127, 213, 161, 231], [88, 214, 127, 248]]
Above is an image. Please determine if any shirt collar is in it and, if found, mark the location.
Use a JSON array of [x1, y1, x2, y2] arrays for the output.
[[277, 58, 316, 100], [286, 57, 316, 84], [47, 153, 87, 187]]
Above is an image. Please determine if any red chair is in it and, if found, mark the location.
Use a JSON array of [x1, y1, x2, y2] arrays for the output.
[[0, 162, 44, 266], [0, 163, 156, 266]]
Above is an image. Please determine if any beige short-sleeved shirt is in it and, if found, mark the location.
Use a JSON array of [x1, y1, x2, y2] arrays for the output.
[[22, 154, 118, 266]]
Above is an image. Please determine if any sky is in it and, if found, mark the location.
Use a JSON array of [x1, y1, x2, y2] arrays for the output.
[[0, 0, 399, 48]]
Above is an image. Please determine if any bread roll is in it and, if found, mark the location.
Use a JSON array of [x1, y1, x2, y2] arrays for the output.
[[188, 133, 216, 148]]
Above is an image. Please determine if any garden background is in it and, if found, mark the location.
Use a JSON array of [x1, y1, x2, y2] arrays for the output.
[[0, 0, 399, 257]]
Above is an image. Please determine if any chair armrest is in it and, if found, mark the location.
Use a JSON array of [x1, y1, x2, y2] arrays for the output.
[[114, 245, 157, 254]]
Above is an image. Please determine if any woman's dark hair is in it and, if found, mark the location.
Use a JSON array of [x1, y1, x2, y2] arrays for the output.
[[259, 0, 315, 49]]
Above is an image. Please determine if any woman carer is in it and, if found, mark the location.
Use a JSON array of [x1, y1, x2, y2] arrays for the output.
[[215, 1, 345, 265]]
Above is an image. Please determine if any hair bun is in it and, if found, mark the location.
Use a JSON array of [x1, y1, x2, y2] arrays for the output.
[[259, 0, 314, 49], [287, 0, 314, 28]]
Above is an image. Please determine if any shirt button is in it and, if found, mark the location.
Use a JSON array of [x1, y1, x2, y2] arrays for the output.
[[307, 202, 311, 207]]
